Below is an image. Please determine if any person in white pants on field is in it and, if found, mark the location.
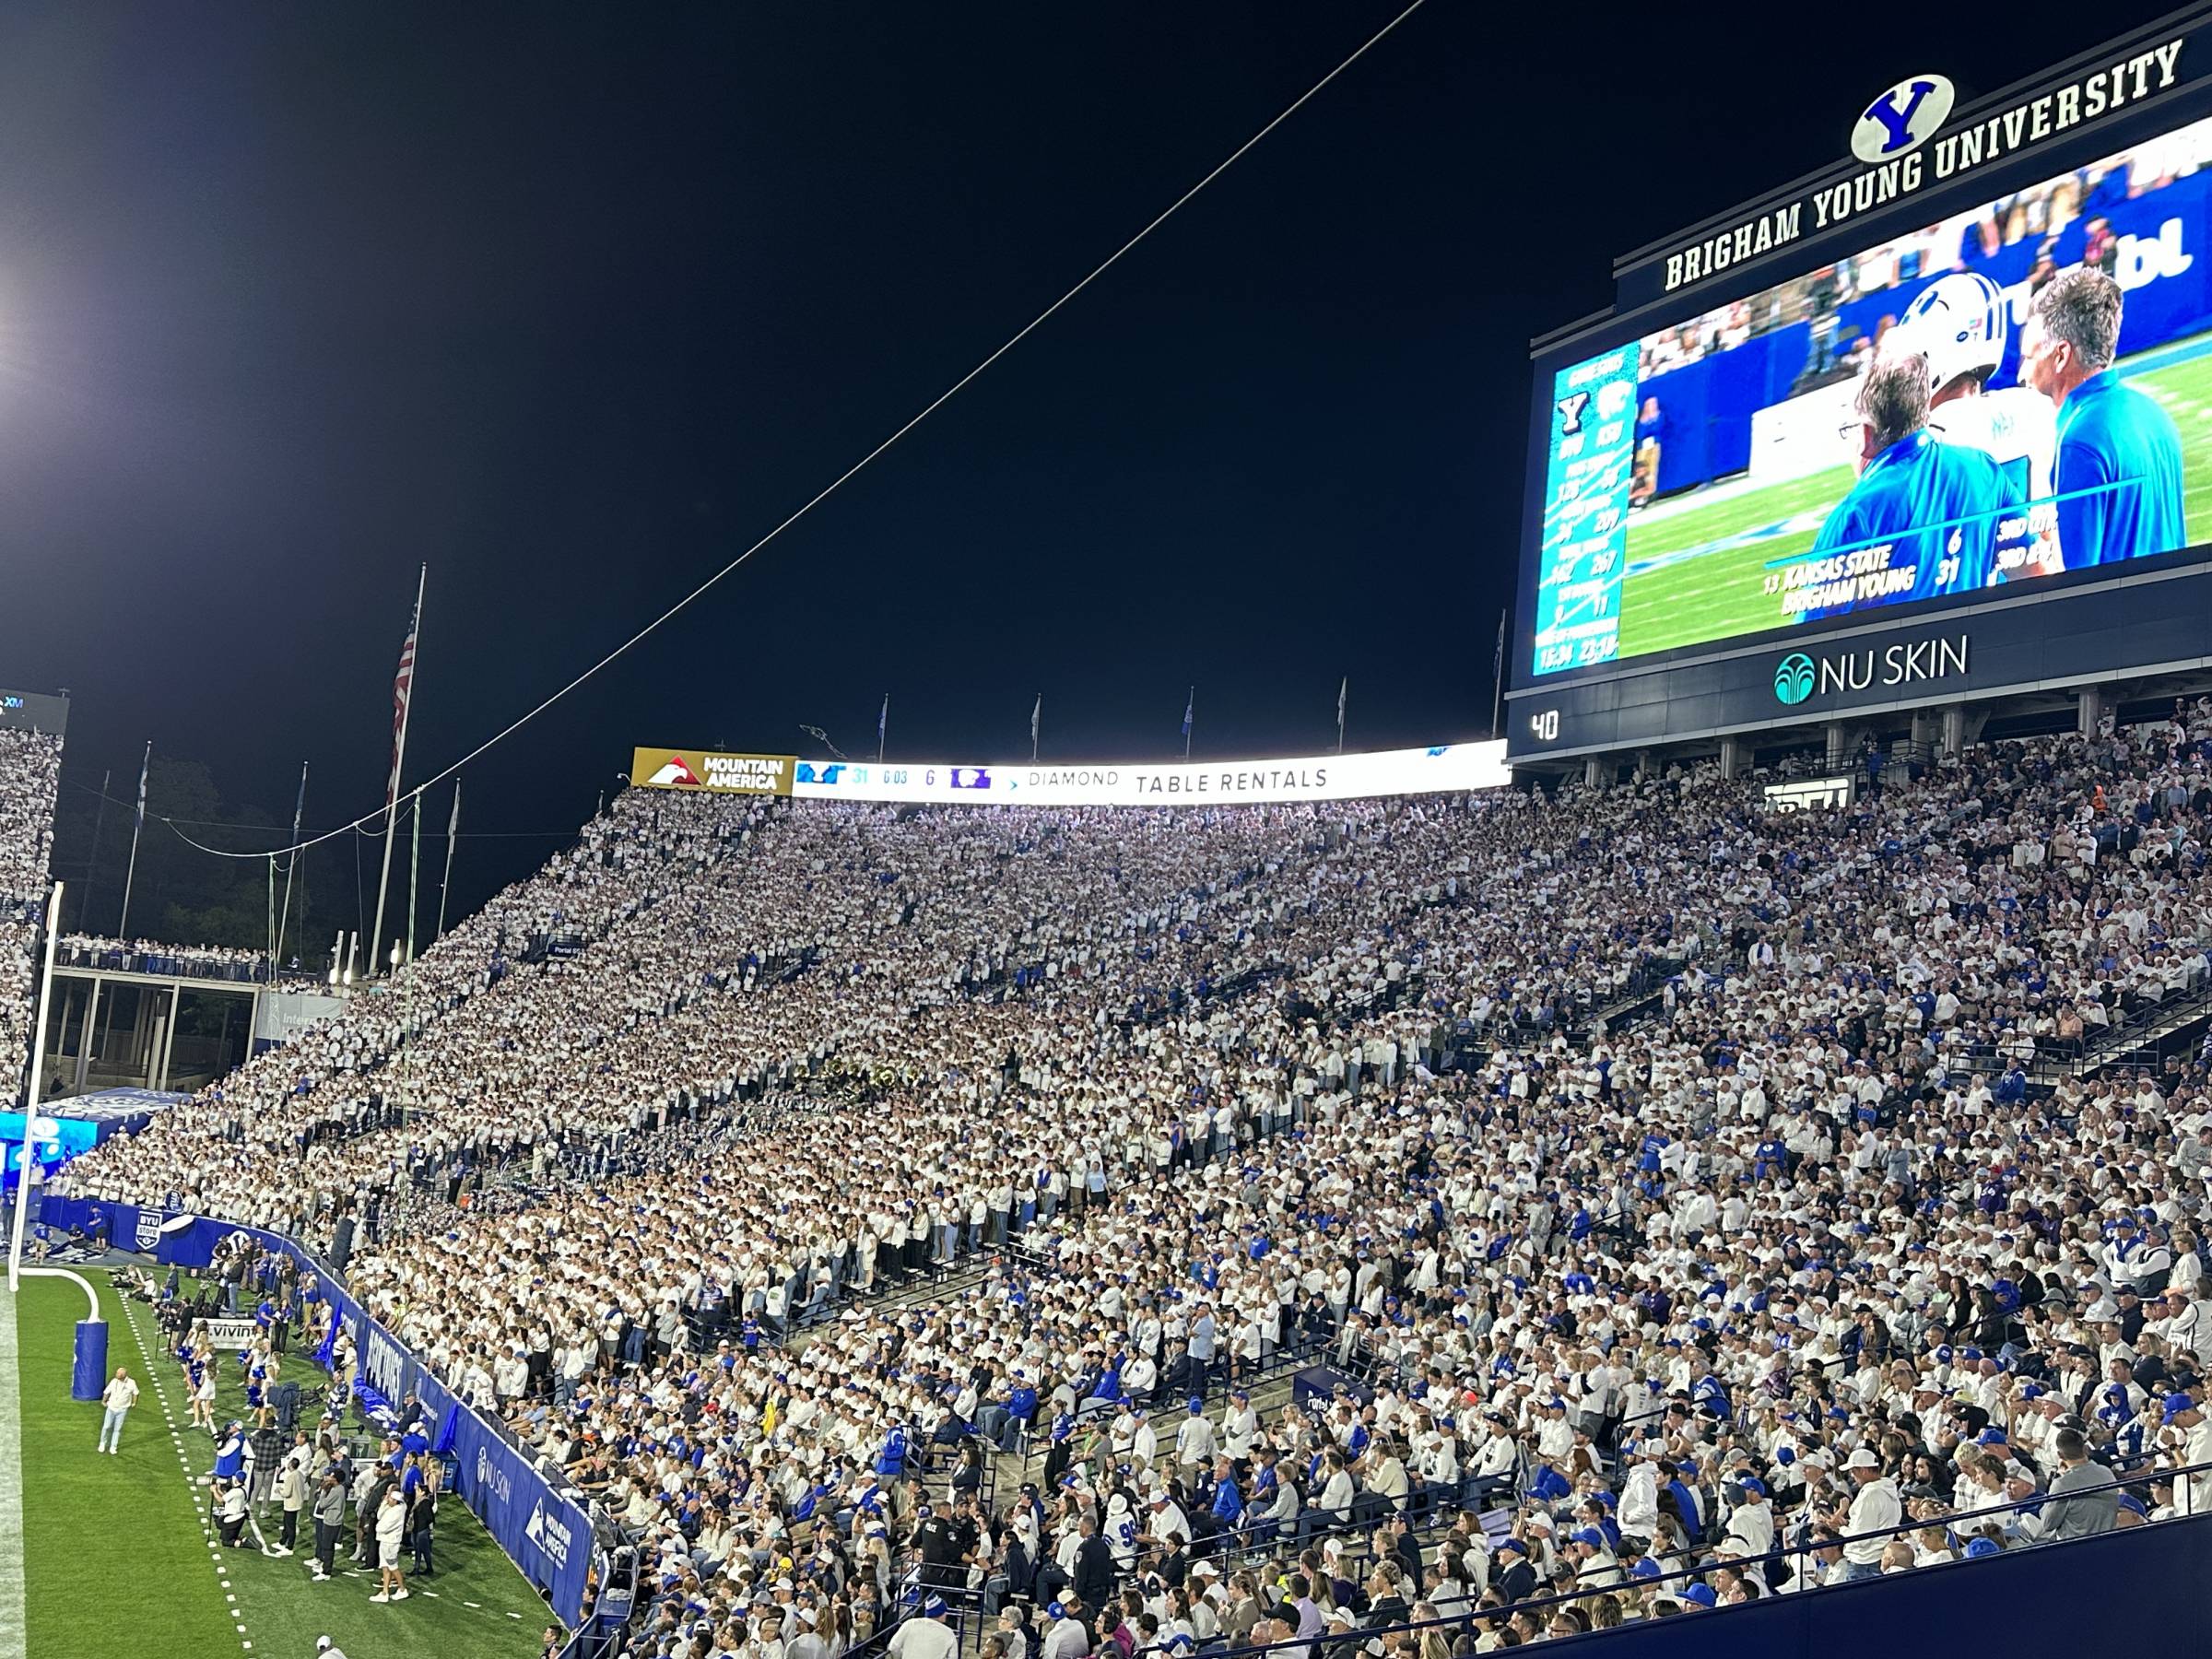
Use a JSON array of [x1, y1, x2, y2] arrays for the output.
[[97, 1367, 139, 1454]]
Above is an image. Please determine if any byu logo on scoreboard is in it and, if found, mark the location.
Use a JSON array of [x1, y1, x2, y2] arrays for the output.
[[1850, 74, 1953, 164]]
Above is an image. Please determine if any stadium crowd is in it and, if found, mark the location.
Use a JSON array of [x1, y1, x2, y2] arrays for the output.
[[58, 934, 278, 983], [1, 724, 64, 1116], [54, 698, 2212, 1656]]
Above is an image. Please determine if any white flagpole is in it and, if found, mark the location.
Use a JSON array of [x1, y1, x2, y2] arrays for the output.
[[437, 778, 461, 944], [275, 760, 309, 971], [1030, 695, 1041, 764], [119, 741, 150, 937], [1491, 610, 1508, 740], [8, 880, 64, 1291], [406, 791, 421, 964], [79, 768, 109, 933], [369, 564, 426, 978]]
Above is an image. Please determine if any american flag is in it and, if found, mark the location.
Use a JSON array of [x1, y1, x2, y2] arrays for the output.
[[387, 597, 419, 812]]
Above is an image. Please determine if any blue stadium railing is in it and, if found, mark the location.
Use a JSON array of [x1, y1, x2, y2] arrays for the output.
[[576, 1458, 2212, 1659], [1184, 1457, 2212, 1659]]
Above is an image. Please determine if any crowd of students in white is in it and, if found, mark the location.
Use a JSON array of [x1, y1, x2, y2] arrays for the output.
[[56, 933, 282, 982], [0, 725, 63, 1119], [36, 700, 2212, 1657]]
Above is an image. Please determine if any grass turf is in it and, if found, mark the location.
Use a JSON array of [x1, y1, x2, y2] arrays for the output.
[[16, 1274, 243, 1659], [1612, 335, 2212, 659], [12, 1272, 551, 1659]]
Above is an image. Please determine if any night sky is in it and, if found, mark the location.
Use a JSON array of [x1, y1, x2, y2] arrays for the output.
[[0, 0, 2180, 928]]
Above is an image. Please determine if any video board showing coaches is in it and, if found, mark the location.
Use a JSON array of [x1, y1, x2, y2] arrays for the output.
[[1531, 112, 2212, 678]]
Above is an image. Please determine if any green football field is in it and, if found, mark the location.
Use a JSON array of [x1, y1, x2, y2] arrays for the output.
[[4, 1271, 551, 1659], [1614, 337, 2212, 659]]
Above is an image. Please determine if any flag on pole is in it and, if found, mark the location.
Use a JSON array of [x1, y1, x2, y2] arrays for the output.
[[386, 594, 421, 817], [1493, 611, 1507, 682], [370, 566, 425, 978], [286, 760, 308, 880], [878, 694, 889, 755], [1336, 677, 1347, 729], [122, 741, 152, 939], [1030, 696, 1041, 744], [437, 777, 462, 944], [1182, 688, 1194, 742]]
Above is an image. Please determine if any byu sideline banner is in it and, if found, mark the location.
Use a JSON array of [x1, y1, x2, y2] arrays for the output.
[[36, 1194, 595, 1627]]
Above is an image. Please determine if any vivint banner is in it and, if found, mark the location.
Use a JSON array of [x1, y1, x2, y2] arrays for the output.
[[780, 742, 1510, 808], [632, 747, 796, 795]]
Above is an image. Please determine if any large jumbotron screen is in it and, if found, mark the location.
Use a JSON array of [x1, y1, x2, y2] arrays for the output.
[[1530, 111, 2212, 679]]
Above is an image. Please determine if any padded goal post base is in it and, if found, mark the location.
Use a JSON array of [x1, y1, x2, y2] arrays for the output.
[[71, 1319, 107, 1401]]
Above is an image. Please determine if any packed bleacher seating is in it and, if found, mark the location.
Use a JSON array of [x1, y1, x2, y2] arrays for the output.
[[65, 700, 2212, 1655], [1, 724, 63, 1109]]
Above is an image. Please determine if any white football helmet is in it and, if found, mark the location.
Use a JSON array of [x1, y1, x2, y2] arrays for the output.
[[1888, 271, 2007, 394]]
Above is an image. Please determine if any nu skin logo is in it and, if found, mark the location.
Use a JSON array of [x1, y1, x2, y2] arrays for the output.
[[1774, 636, 1970, 706], [476, 1444, 513, 1507], [1851, 75, 1954, 164]]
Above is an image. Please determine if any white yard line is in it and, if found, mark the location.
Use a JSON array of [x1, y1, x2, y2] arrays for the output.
[[0, 1288, 25, 1659]]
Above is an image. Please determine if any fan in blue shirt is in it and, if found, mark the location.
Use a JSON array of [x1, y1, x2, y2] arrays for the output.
[[2026, 266, 2187, 569]]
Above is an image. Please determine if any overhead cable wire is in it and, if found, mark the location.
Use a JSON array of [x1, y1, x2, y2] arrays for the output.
[[161, 0, 1434, 863]]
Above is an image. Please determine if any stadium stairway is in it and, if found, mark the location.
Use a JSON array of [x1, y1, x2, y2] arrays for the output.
[[994, 1332, 1329, 1500], [2029, 976, 2212, 1087]]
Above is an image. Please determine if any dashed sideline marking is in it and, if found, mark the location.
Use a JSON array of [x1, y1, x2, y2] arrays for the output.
[[123, 1294, 257, 1653]]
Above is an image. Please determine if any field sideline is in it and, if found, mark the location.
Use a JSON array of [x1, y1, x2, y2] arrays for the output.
[[1614, 335, 2212, 659], [4, 1270, 548, 1659]]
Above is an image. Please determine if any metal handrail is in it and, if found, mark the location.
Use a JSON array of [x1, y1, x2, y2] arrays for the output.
[[1011, 1331, 1330, 1480], [841, 1583, 989, 1659], [2037, 968, 2212, 1080]]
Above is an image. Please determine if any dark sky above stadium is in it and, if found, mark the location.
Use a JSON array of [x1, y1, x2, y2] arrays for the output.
[[0, 0, 2182, 924]]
